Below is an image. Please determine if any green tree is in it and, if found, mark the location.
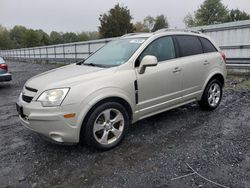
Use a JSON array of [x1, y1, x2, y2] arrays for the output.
[[62, 32, 79, 43], [87, 31, 99, 40], [36, 29, 50, 46], [0, 24, 102, 49], [152, 15, 169, 32], [78, 32, 89, 41], [9, 25, 27, 48], [134, 21, 145, 32], [226, 9, 250, 22], [99, 4, 135, 38], [183, 13, 196, 28], [195, 0, 228, 25], [50, 31, 64, 44], [78, 31, 99, 41], [143, 16, 155, 32], [0, 25, 13, 50], [24, 29, 42, 47], [184, 0, 229, 27]]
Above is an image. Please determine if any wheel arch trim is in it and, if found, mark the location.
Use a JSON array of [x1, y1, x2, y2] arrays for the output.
[[200, 71, 225, 101]]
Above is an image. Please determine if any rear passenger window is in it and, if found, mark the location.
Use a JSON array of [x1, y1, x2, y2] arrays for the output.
[[200, 37, 217, 53], [176, 35, 203, 57], [138, 36, 176, 64]]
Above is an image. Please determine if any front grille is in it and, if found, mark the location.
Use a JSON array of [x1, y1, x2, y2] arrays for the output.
[[25, 86, 38, 92], [22, 95, 33, 103]]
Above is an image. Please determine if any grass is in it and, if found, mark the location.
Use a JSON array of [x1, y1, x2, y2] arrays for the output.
[[241, 79, 250, 89], [226, 75, 250, 89]]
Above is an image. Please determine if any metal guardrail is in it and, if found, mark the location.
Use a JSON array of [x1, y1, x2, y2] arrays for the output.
[[1, 39, 249, 63], [0, 38, 116, 63], [1, 45, 249, 66]]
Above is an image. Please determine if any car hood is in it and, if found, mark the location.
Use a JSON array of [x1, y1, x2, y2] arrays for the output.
[[25, 64, 115, 91]]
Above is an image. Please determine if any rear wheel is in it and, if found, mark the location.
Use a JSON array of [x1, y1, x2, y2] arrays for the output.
[[82, 102, 129, 150], [199, 79, 223, 111]]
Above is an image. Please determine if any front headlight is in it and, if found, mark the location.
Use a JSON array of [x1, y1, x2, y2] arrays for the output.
[[37, 88, 70, 107]]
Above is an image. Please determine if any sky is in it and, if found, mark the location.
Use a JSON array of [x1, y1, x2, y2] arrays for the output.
[[1, 0, 250, 33]]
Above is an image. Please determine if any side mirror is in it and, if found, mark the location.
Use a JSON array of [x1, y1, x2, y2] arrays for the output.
[[138, 55, 158, 74]]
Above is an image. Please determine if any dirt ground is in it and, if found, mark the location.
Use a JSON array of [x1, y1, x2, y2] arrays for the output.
[[0, 61, 250, 188]]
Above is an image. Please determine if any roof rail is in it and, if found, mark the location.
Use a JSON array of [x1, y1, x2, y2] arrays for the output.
[[121, 33, 149, 38], [154, 28, 201, 34]]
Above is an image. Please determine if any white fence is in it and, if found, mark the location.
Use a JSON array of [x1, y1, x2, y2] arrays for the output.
[[193, 20, 250, 65], [0, 20, 250, 65]]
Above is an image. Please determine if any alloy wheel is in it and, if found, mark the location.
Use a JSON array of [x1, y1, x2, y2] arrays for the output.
[[93, 108, 124, 145], [208, 83, 221, 107]]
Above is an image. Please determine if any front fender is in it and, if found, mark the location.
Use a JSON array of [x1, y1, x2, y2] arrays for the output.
[[75, 87, 135, 136], [86, 87, 135, 111]]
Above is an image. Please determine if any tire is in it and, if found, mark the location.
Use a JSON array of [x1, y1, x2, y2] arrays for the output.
[[82, 102, 129, 150], [198, 79, 223, 111]]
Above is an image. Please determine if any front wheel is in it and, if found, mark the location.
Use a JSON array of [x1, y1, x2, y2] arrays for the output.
[[82, 102, 129, 150], [199, 79, 223, 111]]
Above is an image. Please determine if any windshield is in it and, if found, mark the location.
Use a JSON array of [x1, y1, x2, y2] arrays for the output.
[[83, 38, 146, 67]]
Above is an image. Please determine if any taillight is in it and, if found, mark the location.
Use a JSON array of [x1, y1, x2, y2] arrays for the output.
[[0, 63, 8, 71], [220, 51, 226, 63]]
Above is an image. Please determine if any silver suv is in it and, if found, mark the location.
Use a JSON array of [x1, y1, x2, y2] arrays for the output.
[[17, 30, 227, 150]]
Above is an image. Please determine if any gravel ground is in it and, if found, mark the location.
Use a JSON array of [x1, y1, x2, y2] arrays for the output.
[[0, 61, 250, 188]]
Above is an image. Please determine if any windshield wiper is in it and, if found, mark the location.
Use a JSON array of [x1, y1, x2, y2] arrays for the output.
[[84, 63, 97, 67], [84, 63, 112, 68], [76, 59, 85, 65]]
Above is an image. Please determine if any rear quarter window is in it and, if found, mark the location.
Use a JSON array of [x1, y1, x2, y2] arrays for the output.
[[176, 35, 203, 57], [200, 37, 218, 53]]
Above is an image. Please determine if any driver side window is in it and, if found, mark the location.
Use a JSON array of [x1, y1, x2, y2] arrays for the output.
[[136, 36, 176, 67]]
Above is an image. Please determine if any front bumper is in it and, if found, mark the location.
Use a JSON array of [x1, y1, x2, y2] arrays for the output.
[[0, 73, 12, 82], [16, 95, 87, 143]]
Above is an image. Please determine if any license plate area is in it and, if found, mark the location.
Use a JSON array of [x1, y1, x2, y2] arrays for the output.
[[16, 103, 25, 118]]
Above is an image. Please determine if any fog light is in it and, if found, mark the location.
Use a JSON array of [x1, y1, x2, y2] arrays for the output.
[[50, 133, 63, 142]]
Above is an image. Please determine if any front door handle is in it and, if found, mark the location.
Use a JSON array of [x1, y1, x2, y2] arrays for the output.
[[173, 67, 181, 73]]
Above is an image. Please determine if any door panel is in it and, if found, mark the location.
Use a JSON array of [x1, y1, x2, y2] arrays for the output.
[[135, 36, 182, 117], [136, 59, 182, 117], [175, 35, 205, 102], [180, 54, 206, 100]]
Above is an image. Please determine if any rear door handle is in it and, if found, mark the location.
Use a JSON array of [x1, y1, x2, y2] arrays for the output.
[[173, 67, 181, 73], [203, 60, 210, 65]]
